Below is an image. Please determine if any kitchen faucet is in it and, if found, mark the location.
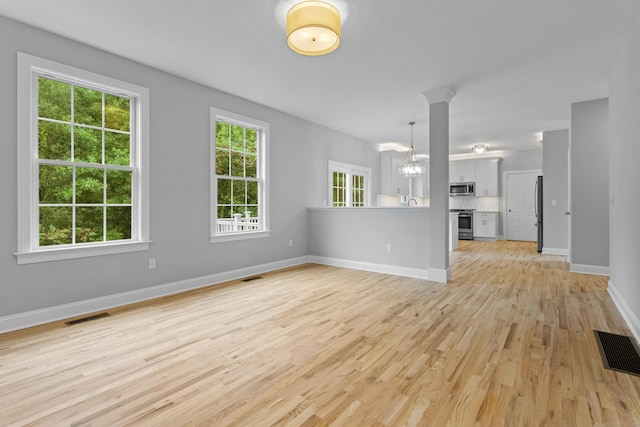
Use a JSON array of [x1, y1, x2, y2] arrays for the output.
[[407, 198, 417, 207]]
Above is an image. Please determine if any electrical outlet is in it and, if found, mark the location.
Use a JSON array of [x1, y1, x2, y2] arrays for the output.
[[289, 240, 293, 248], [149, 258, 156, 269], [551, 199, 557, 206], [386, 243, 392, 252]]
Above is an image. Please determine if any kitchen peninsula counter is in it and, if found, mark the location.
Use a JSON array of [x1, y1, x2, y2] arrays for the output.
[[308, 207, 430, 279]]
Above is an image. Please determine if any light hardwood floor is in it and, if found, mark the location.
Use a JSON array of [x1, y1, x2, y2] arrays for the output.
[[1, 240, 639, 426]]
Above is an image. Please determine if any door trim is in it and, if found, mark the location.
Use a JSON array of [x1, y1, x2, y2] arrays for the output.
[[502, 169, 542, 240]]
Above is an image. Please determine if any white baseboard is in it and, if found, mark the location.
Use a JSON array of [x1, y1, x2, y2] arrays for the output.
[[0, 256, 310, 334], [308, 256, 429, 281], [607, 279, 640, 342], [428, 268, 451, 283], [542, 247, 569, 256], [570, 263, 610, 276]]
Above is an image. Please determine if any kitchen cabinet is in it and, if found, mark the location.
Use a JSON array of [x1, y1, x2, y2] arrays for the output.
[[473, 212, 497, 240], [412, 162, 429, 197], [381, 151, 408, 196], [474, 158, 500, 196], [449, 159, 475, 183], [381, 151, 428, 197]]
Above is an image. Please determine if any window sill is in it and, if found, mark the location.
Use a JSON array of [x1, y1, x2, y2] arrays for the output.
[[210, 230, 271, 243], [15, 240, 152, 265]]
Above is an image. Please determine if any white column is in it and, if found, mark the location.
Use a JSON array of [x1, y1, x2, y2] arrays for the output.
[[423, 86, 456, 283]]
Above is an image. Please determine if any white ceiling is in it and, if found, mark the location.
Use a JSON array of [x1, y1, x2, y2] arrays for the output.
[[1, 0, 638, 155]]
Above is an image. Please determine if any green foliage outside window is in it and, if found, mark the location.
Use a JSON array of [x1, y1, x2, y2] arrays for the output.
[[331, 170, 365, 207], [37, 76, 133, 246], [332, 171, 347, 207], [352, 174, 365, 207], [215, 121, 259, 222]]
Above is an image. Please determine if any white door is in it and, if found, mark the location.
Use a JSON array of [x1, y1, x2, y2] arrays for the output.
[[506, 172, 538, 241]]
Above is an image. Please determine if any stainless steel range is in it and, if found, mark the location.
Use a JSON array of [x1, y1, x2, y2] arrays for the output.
[[450, 209, 475, 240]]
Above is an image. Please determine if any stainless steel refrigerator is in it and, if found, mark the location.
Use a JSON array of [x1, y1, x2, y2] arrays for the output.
[[535, 176, 543, 252]]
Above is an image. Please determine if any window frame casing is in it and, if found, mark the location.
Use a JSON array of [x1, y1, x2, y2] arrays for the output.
[[210, 107, 270, 243], [15, 52, 150, 264], [327, 160, 372, 207]]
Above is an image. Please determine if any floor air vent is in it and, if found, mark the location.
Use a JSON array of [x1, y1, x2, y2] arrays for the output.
[[242, 276, 263, 282], [65, 312, 111, 326], [593, 330, 640, 376]]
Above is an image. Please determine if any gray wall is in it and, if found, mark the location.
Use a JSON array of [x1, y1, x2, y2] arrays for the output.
[[500, 148, 543, 173], [306, 126, 381, 207], [542, 130, 569, 252], [609, 10, 640, 336], [570, 98, 609, 269], [0, 16, 379, 317]]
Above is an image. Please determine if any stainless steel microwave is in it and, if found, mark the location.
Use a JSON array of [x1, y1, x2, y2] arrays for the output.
[[450, 182, 475, 196]]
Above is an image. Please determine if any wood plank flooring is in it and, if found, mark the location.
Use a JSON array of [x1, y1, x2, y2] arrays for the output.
[[1, 240, 639, 426]]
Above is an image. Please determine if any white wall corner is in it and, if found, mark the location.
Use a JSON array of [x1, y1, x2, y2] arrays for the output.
[[569, 263, 610, 276], [607, 279, 640, 342], [0, 256, 310, 334]]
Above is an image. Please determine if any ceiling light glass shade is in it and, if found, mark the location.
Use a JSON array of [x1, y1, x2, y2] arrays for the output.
[[287, 1, 341, 56], [471, 143, 487, 153], [399, 122, 426, 176], [399, 157, 426, 176]]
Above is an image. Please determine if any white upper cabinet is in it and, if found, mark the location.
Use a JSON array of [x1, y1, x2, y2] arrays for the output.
[[412, 162, 429, 197], [449, 159, 475, 183], [474, 158, 500, 196], [449, 157, 500, 196], [380, 151, 408, 195]]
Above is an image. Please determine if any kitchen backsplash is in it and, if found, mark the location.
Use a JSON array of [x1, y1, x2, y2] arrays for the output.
[[375, 194, 498, 210], [450, 196, 499, 211], [376, 194, 429, 207]]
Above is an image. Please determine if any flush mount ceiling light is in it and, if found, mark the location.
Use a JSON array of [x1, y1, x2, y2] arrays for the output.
[[399, 122, 426, 176], [286, 1, 341, 56], [471, 143, 488, 154]]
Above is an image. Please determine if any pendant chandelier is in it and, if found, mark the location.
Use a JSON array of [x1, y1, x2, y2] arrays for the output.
[[399, 121, 426, 176]]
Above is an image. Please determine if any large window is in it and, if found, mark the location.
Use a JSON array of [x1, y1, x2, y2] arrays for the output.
[[328, 161, 371, 207], [211, 108, 269, 242], [16, 53, 150, 264]]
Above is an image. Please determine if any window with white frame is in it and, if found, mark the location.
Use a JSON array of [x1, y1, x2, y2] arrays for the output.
[[16, 53, 150, 264], [328, 161, 371, 207], [211, 108, 269, 242]]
